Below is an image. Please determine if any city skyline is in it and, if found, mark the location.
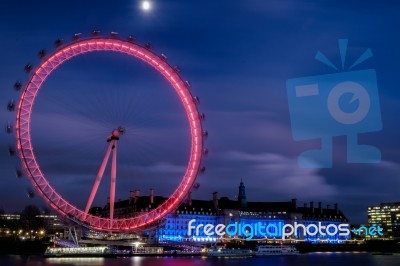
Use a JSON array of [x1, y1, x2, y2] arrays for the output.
[[1, 1, 400, 225]]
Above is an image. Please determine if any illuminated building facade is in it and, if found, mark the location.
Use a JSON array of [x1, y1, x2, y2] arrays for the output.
[[36, 214, 65, 234], [101, 181, 350, 244], [368, 202, 400, 239], [0, 213, 20, 221], [0, 213, 64, 238], [0, 214, 20, 236], [156, 196, 349, 243]]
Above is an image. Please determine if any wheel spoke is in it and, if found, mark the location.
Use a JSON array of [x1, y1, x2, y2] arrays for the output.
[[109, 141, 117, 223], [84, 141, 114, 215]]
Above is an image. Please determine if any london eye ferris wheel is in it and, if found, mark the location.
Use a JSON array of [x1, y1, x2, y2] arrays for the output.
[[7, 32, 206, 232]]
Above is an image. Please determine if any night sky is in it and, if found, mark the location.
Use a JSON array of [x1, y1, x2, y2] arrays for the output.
[[1, 1, 400, 224]]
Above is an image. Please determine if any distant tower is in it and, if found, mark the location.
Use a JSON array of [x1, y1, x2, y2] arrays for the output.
[[238, 179, 247, 208]]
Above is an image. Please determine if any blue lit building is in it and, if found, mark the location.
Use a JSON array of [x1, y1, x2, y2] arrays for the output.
[[154, 181, 350, 243], [96, 181, 350, 243]]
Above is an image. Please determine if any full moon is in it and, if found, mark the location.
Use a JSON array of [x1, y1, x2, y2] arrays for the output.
[[141, 1, 151, 11]]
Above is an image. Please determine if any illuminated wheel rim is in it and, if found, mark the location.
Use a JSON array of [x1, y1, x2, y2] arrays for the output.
[[16, 36, 204, 231]]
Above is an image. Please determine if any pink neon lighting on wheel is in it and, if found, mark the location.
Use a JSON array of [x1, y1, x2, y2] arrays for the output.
[[15, 37, 204, 231]]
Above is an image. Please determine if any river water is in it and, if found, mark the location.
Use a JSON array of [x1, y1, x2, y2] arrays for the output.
[[1, 253, 400, 266]]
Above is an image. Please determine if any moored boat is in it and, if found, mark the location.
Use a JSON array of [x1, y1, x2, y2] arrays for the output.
[[254, 244, 299, 256], [201, 246, 252, 257], [44, 246, 115, 257]]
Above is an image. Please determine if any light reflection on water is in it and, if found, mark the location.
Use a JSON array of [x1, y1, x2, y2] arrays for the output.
[[46, 257, 105, 265], [1, 253, 400, 266]]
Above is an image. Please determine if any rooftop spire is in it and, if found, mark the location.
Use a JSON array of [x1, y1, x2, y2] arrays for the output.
[[238, 178, 247, 208]]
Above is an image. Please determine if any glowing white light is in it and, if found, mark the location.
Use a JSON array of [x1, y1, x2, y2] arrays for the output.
[[142, 1, 151, 11]]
